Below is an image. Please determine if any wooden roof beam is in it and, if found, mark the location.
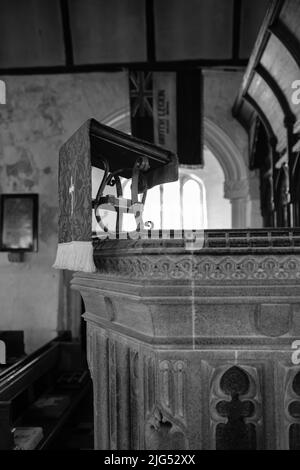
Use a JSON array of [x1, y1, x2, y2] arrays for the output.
[[244, 93, 278, 150], [255, 63, 296, 128], [269, 20, 300, 68]]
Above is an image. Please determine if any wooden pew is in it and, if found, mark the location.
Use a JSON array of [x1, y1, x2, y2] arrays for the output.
[[0, 338, 91, 450]]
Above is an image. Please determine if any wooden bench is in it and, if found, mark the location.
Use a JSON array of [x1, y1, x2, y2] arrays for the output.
[[0, 337, 91, 450]]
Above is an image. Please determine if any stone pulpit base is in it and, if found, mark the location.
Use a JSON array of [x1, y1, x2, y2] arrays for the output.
[[72, 234, 300, 450]]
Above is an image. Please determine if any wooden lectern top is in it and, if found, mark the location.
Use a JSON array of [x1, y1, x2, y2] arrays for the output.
[[89, 118, 178, 190]]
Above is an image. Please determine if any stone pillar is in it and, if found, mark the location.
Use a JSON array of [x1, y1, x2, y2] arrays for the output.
[[224, 179, 249, 228], [248, 172, 263, 229], [72, 235, 300, 450], [230, 197, 248, 229]]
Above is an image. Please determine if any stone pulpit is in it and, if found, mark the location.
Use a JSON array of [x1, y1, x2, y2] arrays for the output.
[[54, 120, 300, 450], [72, 232, 300, 451]]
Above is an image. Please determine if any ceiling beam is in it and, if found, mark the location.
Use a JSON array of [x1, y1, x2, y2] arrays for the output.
[[269, 20, 300, 68], [234, 0, 285, 109], [0, 59, 248, 76], [60, 0, 74, 67], [146, 0, 156, 63], [232, 0, 242, 60], [244, 93, 278, 149], [255, 63, 296, 127]]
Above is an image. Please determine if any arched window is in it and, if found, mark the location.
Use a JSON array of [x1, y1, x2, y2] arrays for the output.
[[122, 170, 207, 231], [183, 178, 205, 229], [102, 112, 250, 228], [123, 182, 162, 232], [92, 142, 231, 234], [121, 145, 232, 231]]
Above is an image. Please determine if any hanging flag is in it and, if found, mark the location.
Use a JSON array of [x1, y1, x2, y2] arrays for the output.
[[129, 69, 203, 166], [153, 71, 177, 154], [176, 69, 203, 167], [129, 71, 154, 142]]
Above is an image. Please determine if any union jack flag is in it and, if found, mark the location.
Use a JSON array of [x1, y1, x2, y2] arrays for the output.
[[129, 71, 153, 118]]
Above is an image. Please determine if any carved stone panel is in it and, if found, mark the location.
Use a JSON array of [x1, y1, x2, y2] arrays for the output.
[[254, 304, 292, 337], [116, 341, 130, 449], [289, 371, 300, 450], [209, 364, 263, 450], [109, 339, 117, 449], [144, 407, 188, 450], [158, 360, 187, 422], [86, 325, 110, 450], [144, 355, 156, 416], [279, 364, 300, 450], [130, 349, 140, 449]]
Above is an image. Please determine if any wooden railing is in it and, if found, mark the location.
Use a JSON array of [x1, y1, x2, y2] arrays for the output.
[[0, 338, 91, 450]]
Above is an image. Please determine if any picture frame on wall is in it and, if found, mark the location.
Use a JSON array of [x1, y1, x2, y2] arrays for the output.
[[0, 194, 38, 252]]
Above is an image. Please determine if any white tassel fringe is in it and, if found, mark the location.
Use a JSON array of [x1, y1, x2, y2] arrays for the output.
[[53, 241, 96, 273]]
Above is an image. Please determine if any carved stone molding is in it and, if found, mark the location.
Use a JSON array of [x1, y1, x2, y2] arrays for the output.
[[158, 360, 187, 422], [86, 323, 94, 379], [224, 178, 249, 200], [94, 255, 300, 282], [86, 325, 110, 449], [130, 349, 140, 449]]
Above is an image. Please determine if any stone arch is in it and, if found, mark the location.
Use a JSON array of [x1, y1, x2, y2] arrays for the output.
[[102, 110, 252, 228], [203, 118, 250, 228], [102, 108, 130, 133], [203, 118, 248, 191]]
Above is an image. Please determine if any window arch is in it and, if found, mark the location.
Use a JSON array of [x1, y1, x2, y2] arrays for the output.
[[182, 178, 206, 229], [122, 170, 208, 232], [92, 146, 231, 234], [102, 109, 249, 228]]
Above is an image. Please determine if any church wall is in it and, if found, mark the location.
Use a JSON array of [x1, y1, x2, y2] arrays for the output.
[[0, 72, 129, 353], [0, 69, 256, 354], [203, 69, 262, 228], [203, 69, 248, 165]]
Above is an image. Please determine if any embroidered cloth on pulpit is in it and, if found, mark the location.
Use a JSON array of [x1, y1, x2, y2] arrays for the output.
[[53, 118, 178, 273], [53, 119, 96, 272]]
